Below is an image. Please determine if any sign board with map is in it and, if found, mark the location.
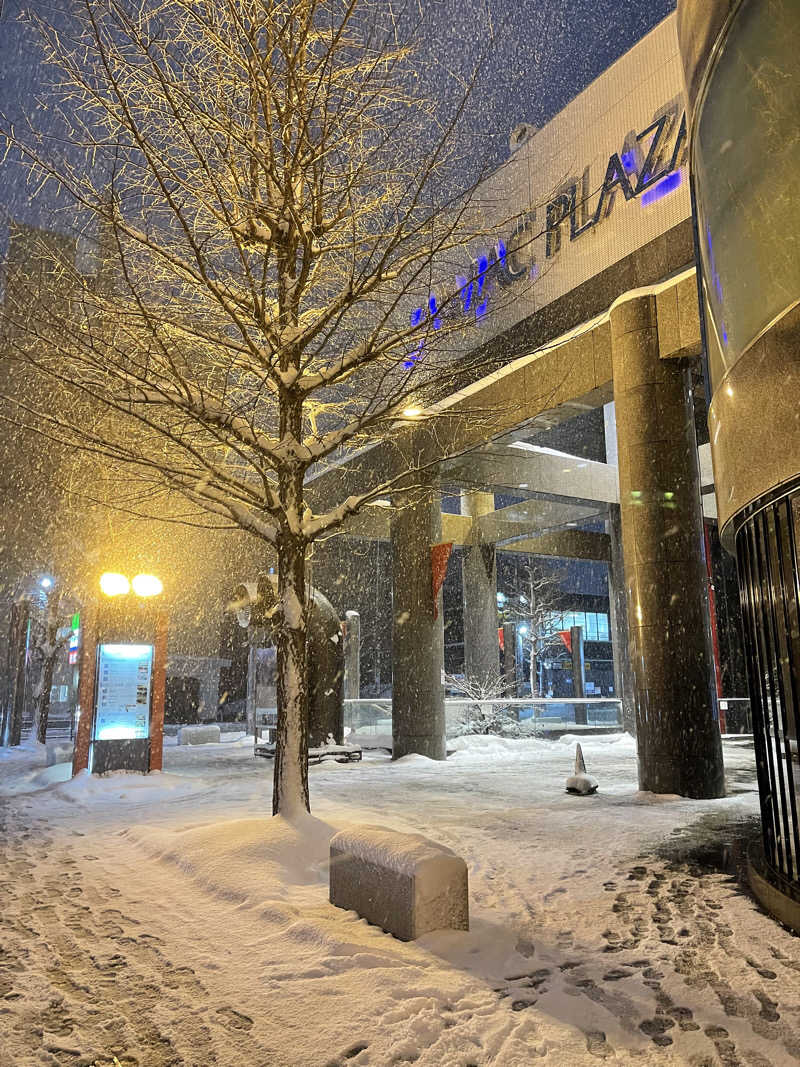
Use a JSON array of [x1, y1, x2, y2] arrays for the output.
[[93, 643, 154, 742]]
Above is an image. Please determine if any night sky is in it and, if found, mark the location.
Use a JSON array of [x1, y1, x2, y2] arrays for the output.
[[417, 0, 676, 165], [0, 0, 676, 228]]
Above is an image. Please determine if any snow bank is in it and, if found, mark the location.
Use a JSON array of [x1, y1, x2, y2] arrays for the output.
[[0, 740, 65, 795], [125, 812, 336, 904], [448, 734, 550, 758], [391, 752, 444, 766], [555, 731, 634, 750], [0, 737, 47, 768], [51, 768, 208, 806]]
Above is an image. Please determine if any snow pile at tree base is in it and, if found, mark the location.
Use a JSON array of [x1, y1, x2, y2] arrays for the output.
[[125, 813, 336, 904]]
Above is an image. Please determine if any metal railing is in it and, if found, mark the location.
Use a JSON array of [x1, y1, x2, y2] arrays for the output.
[[737, 486, 800, 888], [344, 697, 623, 740], [718, 696, 753, 734]]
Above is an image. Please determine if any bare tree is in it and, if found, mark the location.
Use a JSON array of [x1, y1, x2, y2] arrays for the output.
[[444, 670, 521, 738], [0, 0, 519, 814], [502, 559, 566, 697], [29, 586, 70, 745]]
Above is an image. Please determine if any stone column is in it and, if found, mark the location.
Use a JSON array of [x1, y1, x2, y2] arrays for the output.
[[245, 642, 257, 737], [343, 611, 360, 701], [391, 478, 446, 759], [606, 505, 637, 735], [571, 625, 586, 724], [502, 622, 518, 696], [611, 295, 724, 798], [460, 490, 500, 689]]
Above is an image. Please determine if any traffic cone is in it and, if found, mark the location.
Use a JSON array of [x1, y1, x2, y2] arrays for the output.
[[566, 742, 598, 795]]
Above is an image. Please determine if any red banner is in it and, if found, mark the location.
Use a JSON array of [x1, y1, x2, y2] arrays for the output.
[[559, 629, 572, 653], [431, 542, 454, 620]]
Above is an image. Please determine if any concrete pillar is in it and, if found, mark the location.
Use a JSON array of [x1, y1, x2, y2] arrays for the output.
[[391, 478, 446, 759], [611, 295, 724, 798], [460, 490, 500, 688], [245, 643, 257, 737], [343, 611, 360, 701], [502, 622, 518, 696], [571, 625, 586, 724], [607, 505, 637, 735]]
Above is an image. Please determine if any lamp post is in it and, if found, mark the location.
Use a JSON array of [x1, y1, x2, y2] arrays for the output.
[[72, 572, 167, 776]]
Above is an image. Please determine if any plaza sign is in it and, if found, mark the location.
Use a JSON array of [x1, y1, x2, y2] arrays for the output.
[[407, 102, 687, 363]]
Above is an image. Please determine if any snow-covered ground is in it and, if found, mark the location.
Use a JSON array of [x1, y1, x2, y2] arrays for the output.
[[1, 732, 798, 1066]]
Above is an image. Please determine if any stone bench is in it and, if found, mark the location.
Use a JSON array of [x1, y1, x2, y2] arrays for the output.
[[46, 740, 74, 766], [329, 826, 469, 941], [177, 724, 221, 746]]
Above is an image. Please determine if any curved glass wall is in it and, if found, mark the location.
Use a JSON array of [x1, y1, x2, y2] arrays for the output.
[[694, 2, 800, 389]]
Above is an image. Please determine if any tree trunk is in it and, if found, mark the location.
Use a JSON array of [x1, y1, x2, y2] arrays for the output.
[[272, 532, 310, 816], [33, 651, 56, 745]]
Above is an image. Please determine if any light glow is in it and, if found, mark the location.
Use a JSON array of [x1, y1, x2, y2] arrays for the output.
[[132, 573, 163, 597], [100, 572, 130, 597], [101, 643, 153, 659], [640, 169, 682, 207], [401, 407, 423, 418], [96, 725, 140, 741]]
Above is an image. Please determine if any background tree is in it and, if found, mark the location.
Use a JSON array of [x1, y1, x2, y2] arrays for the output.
[[29, 585, 70, 745], [502, 559, 566, 697], [0, 0, 516, 814], [444, 669, 521, 738]]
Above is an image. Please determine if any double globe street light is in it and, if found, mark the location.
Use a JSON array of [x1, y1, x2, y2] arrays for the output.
[[99, 571, 164, 598], [71, 570, 168, 777]]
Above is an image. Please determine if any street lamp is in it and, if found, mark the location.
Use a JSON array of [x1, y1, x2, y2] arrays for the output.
[[99, 572, 130, 597], [99, 571, 163, 598], [131, 574, 163, 598]]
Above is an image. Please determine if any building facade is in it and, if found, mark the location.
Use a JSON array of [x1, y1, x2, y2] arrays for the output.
[[677, 0, 800, 922], [312, 12, 751, 799]]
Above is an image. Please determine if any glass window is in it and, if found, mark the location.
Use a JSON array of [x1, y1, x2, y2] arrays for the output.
[[694, 2, 800, 388]]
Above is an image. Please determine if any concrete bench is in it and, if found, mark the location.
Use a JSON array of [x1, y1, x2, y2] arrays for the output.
[[254, 741, 362, 764], [46, 740, 74, 766], [329, 826, 469, 941], [177, 724, 221, 746]]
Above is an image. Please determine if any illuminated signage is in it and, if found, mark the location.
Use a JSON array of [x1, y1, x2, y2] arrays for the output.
[[406, 104, 687, 365], [94, 643, 153, 741], [68, 611, 80, 666]]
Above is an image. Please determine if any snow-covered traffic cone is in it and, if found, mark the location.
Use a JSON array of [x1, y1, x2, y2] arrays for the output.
[[565, 742, 598, 795]]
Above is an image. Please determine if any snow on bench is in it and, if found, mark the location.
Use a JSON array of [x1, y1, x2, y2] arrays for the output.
[[329, 826, 469, 941], [177, 725, 221, 746], [46, 740, 74, 766], [254, 740, 362, 764]]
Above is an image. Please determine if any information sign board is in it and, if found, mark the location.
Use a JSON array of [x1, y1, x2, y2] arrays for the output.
[[94, 643, 154, 741]]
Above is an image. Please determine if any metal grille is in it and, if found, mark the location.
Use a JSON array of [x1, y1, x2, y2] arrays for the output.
[[736, 488, 800, 888]]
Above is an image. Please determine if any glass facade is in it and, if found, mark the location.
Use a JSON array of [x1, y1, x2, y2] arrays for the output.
[[694, 1, 800, 389], [547, 611, 611, 642]]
